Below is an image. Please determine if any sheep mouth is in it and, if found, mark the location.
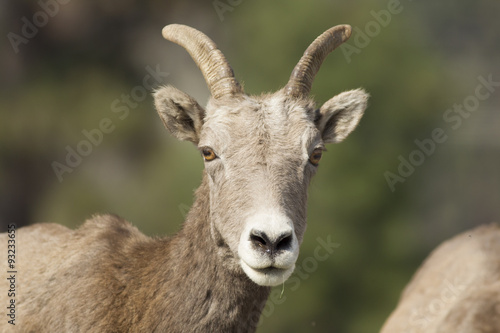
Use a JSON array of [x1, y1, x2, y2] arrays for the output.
[[253, 266, 286, 274], [240, 260, 295, 286]]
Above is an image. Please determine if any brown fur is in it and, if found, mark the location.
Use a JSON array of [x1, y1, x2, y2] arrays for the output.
[[380, 223, 500, 333], [1, 178, 269, 332], [0, 27, 369, 332]]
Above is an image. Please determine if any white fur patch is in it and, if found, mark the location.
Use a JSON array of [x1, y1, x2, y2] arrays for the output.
[[238, 211, 299, 286]]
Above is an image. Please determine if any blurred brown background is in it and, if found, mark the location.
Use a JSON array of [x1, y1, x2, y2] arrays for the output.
[[1, 1, 499, 332]]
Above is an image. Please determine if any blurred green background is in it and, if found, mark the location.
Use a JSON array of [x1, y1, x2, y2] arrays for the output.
[[1, 0, 499, 332]]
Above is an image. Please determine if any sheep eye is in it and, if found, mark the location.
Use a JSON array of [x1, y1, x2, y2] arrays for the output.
[[309, 148, 323, 166], [201, 147, 217, 161]]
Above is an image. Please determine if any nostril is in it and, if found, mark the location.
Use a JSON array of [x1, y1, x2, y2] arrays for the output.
[[276, 233, 293, 252], [250, 230, 271, 253], [249, 229, 293, 256]]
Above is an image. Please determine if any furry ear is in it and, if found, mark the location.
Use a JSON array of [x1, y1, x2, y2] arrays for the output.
[[316, 89, 369, 143], [154, 85, 205, 144]]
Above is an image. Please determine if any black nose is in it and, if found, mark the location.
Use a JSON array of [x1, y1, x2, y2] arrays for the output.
[[249, 229, 293, 256]]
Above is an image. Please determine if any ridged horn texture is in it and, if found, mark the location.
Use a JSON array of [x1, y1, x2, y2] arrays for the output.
[[285, 25, 352, 98], [162, 24, 243, 99]]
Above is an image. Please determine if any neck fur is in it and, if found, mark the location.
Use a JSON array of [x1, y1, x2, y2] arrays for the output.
[[137, 172, 270, 332]]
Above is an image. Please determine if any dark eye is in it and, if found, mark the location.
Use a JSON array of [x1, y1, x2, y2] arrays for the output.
[[201, 147, 217, 162], [309, 148, 323, 166]]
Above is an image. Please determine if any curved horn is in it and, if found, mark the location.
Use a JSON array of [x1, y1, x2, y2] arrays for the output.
[[285, 25, 352, 98], [162, 24, 243, 99]]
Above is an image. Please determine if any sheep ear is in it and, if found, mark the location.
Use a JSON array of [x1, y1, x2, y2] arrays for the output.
[[315, 89, 369, 144], [154, 85, 205, 144]]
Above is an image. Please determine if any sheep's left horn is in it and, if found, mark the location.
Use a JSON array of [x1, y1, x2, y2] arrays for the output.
[[285, 25, 352, 98], [162, 24, 243, 99]]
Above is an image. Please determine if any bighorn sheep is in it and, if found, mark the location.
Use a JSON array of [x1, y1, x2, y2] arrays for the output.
[[0, 24, 369, 332], [381, 223, 500, 333]]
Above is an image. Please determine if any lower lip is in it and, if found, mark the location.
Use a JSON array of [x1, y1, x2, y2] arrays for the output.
[[253, 266, 285, 275]]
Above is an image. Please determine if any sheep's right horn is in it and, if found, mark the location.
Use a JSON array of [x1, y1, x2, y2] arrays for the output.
[[285, 25, 352, 98], [162, 24, 243, 99]]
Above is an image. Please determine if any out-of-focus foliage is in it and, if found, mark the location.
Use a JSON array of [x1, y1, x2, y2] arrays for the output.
[[1, 0, 498, 332]]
